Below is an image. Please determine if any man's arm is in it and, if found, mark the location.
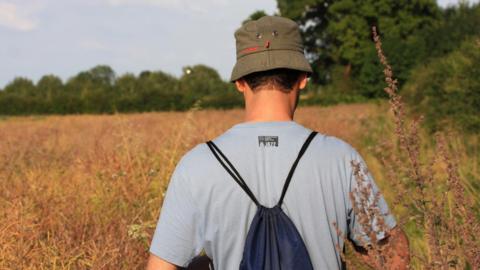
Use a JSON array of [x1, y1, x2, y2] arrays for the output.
[[146, 254, 179, 270], [354, 226, 410, 270], [148, 163, 203, 269]]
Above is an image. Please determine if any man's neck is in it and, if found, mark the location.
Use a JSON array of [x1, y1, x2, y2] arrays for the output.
[[244, 111, 293, 123], [243, 89, 296, 123]]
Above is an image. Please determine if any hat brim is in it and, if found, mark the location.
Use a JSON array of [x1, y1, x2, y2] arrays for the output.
[[230, 50, 313, 82]]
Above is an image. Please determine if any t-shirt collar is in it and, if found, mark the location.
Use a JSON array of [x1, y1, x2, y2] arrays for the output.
[[231, 120, 300, 129]]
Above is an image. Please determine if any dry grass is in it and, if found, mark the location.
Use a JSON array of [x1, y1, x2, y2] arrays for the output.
[[0, 104, 380, 269], [1, 99, 477, 269]]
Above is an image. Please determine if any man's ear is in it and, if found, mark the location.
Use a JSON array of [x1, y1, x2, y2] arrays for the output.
[[235, 79, 249, 93], [298, 73, 308, 90]]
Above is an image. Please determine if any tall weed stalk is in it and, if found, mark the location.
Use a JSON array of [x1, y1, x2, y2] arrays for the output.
[[337, 27, 479, 269]]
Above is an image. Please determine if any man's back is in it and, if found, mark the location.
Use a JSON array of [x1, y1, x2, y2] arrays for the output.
[[150, 120, 396, 269]]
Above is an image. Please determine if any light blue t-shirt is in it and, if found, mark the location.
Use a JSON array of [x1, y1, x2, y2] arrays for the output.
[[150, 120, 396, 269]]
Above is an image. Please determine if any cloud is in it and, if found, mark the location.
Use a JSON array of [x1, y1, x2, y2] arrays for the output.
[[103, 0, 227, 12], [0, 2, 38, 31], [438, 0, 480, 6], [105, 0, 183, 8], [79, 39, 108, 51]]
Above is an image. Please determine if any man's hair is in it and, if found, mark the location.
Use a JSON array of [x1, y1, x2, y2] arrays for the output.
[[241, 68, 305, 92]]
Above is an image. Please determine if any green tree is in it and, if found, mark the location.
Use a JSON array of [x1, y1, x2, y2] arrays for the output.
[[135, 70, 180, 111], [179, 65, 226, 108], [277, 0, 440, 97], [403, 38, 480, 133], [243, 10, 269, 25], [1, 77, 39, 114], [4, 77, 36, 96], [89, 65, 116, 86], [37, 75, 64, 113], [421, 3, 480, 59], [37, 75, 63, 97], [115, 73, 139, 112], [66, 65, 116, 113]]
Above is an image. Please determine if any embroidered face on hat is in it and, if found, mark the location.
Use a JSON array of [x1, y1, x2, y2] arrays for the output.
[[230, 16, 313, 82]]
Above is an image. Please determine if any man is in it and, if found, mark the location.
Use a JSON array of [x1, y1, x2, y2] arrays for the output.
[[147, 16, 409, 269]]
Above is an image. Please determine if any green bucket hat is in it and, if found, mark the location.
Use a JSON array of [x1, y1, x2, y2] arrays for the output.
[[230, 15, 313, 82]]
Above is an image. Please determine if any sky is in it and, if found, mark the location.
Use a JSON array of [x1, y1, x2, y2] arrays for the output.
[[0, 0, 476, 88]]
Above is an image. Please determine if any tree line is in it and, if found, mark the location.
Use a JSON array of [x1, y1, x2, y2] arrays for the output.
[[0, 65, 243, 115], [0, 1, 478, 132]]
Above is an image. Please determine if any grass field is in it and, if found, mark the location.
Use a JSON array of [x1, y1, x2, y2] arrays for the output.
[[0, 103, 478, 269]]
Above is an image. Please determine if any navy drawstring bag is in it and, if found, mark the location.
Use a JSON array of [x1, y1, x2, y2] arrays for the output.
[[206, 131, 317, 270]]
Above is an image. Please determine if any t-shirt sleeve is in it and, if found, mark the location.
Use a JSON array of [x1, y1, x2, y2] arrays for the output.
[[345, 149, 397, 247], [149, 163, 203, 267]]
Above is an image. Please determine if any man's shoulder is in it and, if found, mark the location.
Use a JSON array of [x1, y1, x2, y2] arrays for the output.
[[310, 133, 360, 159], [175, 143, 211, 174]]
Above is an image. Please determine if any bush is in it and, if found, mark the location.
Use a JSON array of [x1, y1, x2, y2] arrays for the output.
[[300, 79, 368, 106], [403, 38, 480, 133]]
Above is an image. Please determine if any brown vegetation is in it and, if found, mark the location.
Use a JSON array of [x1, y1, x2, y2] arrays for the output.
[[0, 104, 379, 269]]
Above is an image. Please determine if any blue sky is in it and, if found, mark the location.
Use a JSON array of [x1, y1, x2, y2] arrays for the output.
[[0, 0, 475, 88]]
